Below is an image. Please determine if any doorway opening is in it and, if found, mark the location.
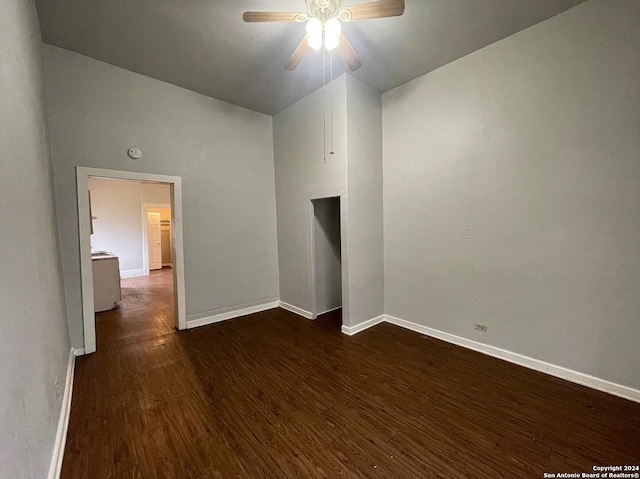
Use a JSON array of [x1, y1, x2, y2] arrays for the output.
[[311, 196, 342, 328], [144, 205, 173, 273], [77, 167, 186, 355]]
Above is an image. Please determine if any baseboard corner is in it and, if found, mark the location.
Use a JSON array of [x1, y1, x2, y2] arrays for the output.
[[317, 305, 342, 316], [341, 315, 385, 336], [119, 268, 146, 279], [186, 300, 280, 329], [279, 301, 314, 320]]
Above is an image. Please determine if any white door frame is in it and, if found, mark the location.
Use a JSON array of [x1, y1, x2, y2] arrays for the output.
[[309, 195, 349, 324], [309, 200, 318, 320], [76, 167, 187, 354], [142, 203, 171, 275]]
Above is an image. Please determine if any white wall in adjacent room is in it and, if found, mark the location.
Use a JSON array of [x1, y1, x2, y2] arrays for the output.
[[382, 0, 640, 389], [43, 45, 280, 349], [88, 178, 171, 276], [0, 1, 71, 477]]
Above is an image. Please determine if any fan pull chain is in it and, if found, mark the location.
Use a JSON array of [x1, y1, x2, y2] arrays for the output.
[[323, 40, 327, 163], [330, 49, 334, 155]]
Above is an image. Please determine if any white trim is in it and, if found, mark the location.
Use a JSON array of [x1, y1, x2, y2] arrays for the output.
[[72, 348, 85, 357], [279, 301, 314, 320], [341, 315, 385, 336], [339, 194, 350, 329], [47, 349, 75, 479], [186, 300, 280, 329], [309, 200, 318, 320], [77, 167, 187, 354], [380, 314, 640, 404], [119, 268, 146, 279], [169, 182, 187, 332], [317, 305, 343, 315], [76, 171, 95, 353]]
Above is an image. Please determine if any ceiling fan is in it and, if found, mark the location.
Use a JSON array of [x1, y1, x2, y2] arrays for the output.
[[243, 0, 405, 71]]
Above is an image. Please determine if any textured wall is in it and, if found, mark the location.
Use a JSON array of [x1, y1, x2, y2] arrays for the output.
[[43, 45, 280, 348], [0, 1, 71, 477], [383, 0, 640, 388]]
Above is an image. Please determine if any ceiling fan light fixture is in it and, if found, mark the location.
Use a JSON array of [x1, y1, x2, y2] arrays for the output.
[[244, 0, 405, 72], [307, 18, 322, 50], [324, 17, 342, 50], [306, 18, 323, 50]]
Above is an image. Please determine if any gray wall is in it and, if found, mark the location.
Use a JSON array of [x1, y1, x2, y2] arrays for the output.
[[383, 0, 640, 389], [346, 76, 384, 326], [0, 1, 71, 477], [313, 197, 342, 314], [274, 76, 349, 317], [273, 74, 385, 327], [43, 45, 280, 348]]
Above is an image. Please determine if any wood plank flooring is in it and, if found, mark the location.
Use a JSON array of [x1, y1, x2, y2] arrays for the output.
[[62, 269, 640, 478]]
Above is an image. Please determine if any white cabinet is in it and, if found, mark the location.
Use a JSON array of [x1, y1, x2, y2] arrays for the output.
[[92, 253, 121, 312]]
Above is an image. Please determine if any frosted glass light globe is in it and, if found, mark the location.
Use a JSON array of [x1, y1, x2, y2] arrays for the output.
[[306, 18, 323, 50], [324, 17, 342, 51]]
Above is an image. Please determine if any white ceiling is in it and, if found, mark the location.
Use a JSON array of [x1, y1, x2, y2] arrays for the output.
[[35, 0, 586, 115]]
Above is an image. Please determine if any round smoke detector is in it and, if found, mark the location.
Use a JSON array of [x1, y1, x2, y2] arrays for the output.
[[127, 147, 142, 160]]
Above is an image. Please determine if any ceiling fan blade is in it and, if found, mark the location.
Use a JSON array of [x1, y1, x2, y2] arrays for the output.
[[340, 0, 405, 22], [243, 11, 303, 23], [285, 37, 310, 70], [336, 34, 363, 71]]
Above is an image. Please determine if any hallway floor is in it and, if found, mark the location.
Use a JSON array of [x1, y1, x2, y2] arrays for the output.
[[62, 272, 640, 478], [95, 268, 176, 352]]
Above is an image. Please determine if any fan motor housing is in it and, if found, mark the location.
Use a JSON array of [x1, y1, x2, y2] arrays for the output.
[[306, 0, 341, 19]]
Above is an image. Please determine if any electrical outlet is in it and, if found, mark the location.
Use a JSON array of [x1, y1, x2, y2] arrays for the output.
[[54, 378, 61, 400], [462, 228, 470, 240], [474, 323, 488, 332]]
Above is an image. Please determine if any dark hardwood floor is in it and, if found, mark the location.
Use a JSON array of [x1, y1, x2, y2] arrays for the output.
[[62, 269, 640, 478]]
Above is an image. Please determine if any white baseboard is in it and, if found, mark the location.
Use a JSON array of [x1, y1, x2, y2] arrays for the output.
[[120, 268, 146, 279], [341, 315, 385, 336], [72, 348, 85, 356], [48, 348, 75, 479], [279, 301, 314, 320], [381, 314, 640, 404], [317, 305, 342, 316], [342, 313, 640, 403], [186, 300, 280, 329]]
